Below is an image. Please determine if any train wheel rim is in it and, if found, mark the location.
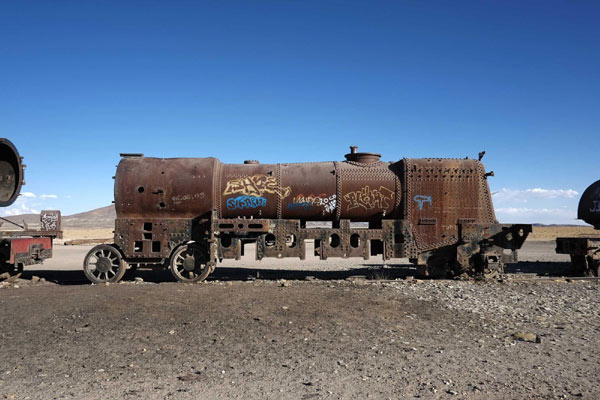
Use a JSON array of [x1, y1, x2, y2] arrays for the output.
[[170, 244, 209, 282], [83, 245, 126, 284]]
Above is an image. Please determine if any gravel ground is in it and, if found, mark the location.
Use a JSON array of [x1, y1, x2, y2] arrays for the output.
[[0, 241, 598, 399]]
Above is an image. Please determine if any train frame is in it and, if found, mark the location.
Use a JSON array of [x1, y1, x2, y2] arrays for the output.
[[556, 179, 600, 276], [83, 147, 531, 283], [0, 138, 62, 277]]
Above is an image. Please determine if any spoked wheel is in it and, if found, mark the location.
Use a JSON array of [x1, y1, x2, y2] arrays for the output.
[[170, 243, 210, 282], [83, 244, 126, 284]]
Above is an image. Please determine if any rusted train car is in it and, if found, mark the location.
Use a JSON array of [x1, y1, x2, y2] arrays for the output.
[[83, 146, 531, 283], [556, 180, 600, 276], [0, 138, 62, 277]]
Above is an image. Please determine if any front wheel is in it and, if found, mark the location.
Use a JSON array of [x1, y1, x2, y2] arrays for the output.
[[83, 244, 126, 284], [169, 243, 211, 282]]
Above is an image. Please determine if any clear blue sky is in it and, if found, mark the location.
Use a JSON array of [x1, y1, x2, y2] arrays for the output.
[[1, 0, 598, 224]]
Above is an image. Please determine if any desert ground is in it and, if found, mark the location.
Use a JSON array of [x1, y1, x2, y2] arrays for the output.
[[0, 226, 598, 399]]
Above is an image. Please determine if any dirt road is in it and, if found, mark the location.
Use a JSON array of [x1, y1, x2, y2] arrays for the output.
[[0, 241, 598, 399]]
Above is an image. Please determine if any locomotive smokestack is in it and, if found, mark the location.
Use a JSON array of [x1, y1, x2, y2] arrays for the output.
[[350, 146, 358, 154], [0, 138, 24, 207]]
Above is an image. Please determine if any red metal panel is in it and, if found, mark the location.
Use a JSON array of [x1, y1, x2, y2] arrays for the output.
[[9, 237, 52, 263]]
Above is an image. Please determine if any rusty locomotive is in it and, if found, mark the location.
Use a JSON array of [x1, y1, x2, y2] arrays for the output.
[[556, 180, 600, 276], [83, 146, 531, 283], [0, 138, 62, 277]]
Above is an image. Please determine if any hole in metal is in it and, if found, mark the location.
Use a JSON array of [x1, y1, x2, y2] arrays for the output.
[[286, 234, 296, 248], [221, 234, 232, 248], [350, 234, 360, 248], [265, 234, 276, 247], [329, 234, 341, 248]]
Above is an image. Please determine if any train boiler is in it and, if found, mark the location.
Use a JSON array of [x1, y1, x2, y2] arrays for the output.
[[556, 180, 600, 276], [83, 146, 531, 283]]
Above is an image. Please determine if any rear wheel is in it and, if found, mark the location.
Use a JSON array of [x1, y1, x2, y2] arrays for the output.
[[83, 244, 126, 284], [169, 243, 210, 282]]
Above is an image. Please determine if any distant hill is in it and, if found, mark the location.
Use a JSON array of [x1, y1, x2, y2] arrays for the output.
[[1, 205, 115, 229], [62, 205, 115, 228]]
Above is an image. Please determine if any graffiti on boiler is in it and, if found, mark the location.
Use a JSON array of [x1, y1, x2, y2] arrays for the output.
[[226, 195, 267, 210], [344, 186, 394, 211], [224, 175, 291, 199]]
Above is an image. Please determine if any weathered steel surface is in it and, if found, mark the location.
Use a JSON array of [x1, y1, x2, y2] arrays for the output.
[[403, 158, 495, 252], [0, 138, 24, 207], [108, 146, 531, 283], [115, 155, 401, 222], [115, 156, 217, 219], [578, 180, 600, 229]]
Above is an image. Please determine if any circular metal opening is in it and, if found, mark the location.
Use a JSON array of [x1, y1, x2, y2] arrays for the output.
[[265, 234, 276, 247], [329, 234, 341, 248]]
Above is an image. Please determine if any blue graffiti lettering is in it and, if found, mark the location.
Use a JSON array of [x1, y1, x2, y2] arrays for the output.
[[413, 195, 432, 211], [226, 196, 267, 210], [286, 202, 314, 210]]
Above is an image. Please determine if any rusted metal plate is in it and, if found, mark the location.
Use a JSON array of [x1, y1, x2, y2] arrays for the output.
[[214, 218, 271, 233], [281, 162, 337, 220], [337, 161, 399, 222], [556, 237, 600, 255], [111, 147, 532, 279], [114, 218, 192, 259], [219, 163, 281, 219], [403, 158, 496, 252], [115, 157, 217, 219], [116, 153, 402, 223]]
